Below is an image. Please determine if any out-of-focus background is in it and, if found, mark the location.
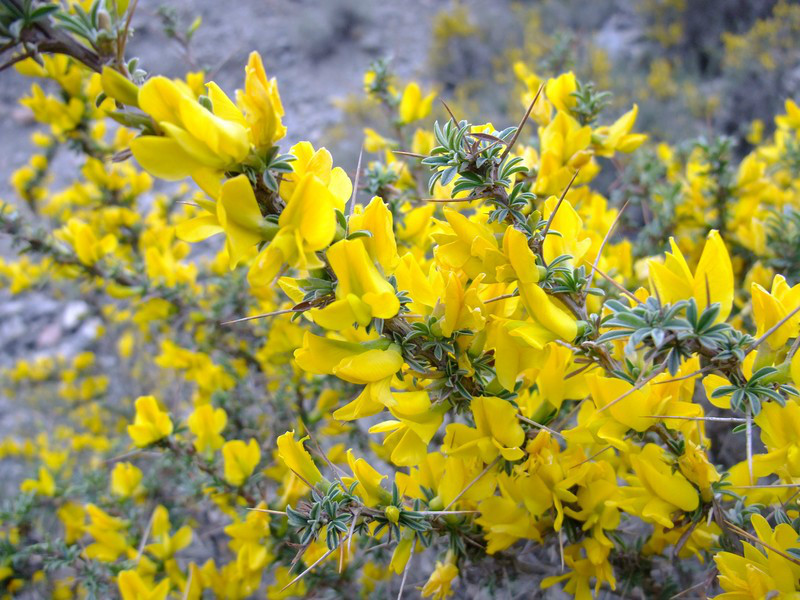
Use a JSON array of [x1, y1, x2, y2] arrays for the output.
[[1, 0, 799, 415]]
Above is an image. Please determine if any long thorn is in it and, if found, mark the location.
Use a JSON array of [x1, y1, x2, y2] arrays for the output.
[[588, 264, 642, 304], [747, 410, 754, 485], [221, 307, 299, 325], [500, 83, 544, 162], [396, 541, 415, 599], [392, 150, 426, 159], [281, 546, 336, 591], [444, 456, 500, 510], [597, 363, 667, 414], [440, 98, 458, 124], [516, 414, 564, 438], [539, 169, 580, 254], [348, 145, 364, 219], [746, 305, 800, 355], [643, 415, 746, 423], [588, 199, 629, 288]]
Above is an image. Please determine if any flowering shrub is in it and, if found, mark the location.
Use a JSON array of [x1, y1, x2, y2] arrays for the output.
[[3, 2, 800, 599]]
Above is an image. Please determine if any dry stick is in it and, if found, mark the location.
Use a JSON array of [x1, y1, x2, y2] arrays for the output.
[[643, 415, 746, 423], [747, 410, 754, 486], [392, 150, 427, 159], [303, 424, 348, 482], [443, 456, 500, 510], [440, 98, 458, 125], [181, 571, 193, 600], [732, 483, 800, 489], [588, 264, 642, 304], [653, 366, 711, 385], [135, 509, 156, 563], [415, 195, 490, 204], [596, 363, 667, 414], [516, 414, 565, 439], [396, 541, 415, 600], [539, 169, 580, 257], [672, 519, 698, 561], [221, 307, 299, 325], [281, 546, 337, 591], [746, 304, 800, 355], [788, 333, 800, 361], [570, 444, 613, 469], [669, 569, 718, 600], [499, 83, 544, 163], [484, 292, 517, 304], [724, 519, 800, 567], [588, 199, 629, 289], [349, 144, 364, 219], [347, 507, 362, 555], [246, 507, 289, 516]]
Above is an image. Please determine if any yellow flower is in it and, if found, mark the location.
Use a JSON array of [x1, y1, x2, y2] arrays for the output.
[[369, 391, 446, 466], [127, 396, 173, 447], [145, 505, 192, 560], [187, 404, 227, 455], [117, 570, 170, 600], [347, 196, 399, 274], [614, 443, 699, 528], [110, 462, 144, 499], [236, 51, 286, 150], [342, 449, 390, 506], [57, 502, 86, 544], [84, 504, 130, 562], [648, 230, 734, 322], [398, 82, 435, 124], [421, 555, 459, 600], [594, 104, 647, 156], [222, 439, 261, 487], [131, 76, 250, 180], [443, 396, 525, 462], [309, 238, 400, 329], [751, 275, 800, 353], [215, 174, 278, 268], [545, 72, 577, 114], [293, 333, 404, 419], [248, 170, 343, 287], [715, 514, 800, 598], [59, 218, 118, 266], [20, 466, 56, 497], [276, 430, 327, 489]]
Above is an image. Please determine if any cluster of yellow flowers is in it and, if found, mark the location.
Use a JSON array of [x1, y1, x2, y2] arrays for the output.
[[4, 2, 800, 599]]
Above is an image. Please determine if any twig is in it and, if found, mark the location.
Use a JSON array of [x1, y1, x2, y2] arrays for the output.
[[499, 83, 544, 162], [444, 457, 500, 510], [746, 305, 800, 355], [642, 415, 746, 423], [484, 292, 517, 304], [221, 307, 299, 325], [392, 150, 426, 159], [516, 414, 564, 439], [396, 541, 415, 599], [539, 169, 580, 253], [281, 546, 336, 591], [588, 199, 629, 288], [588, 264, 642, 304], [724, 519, 800, 567], [596, 363, 667, 414], [746, 409, 754, 485], [440, 98, 458, 125], [348, 145, 364, 219], [246, 507, 289, 516], [135, 509, 156, 563]]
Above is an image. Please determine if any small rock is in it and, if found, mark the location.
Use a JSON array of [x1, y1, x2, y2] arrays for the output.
[[36, 322, 63, 349]]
